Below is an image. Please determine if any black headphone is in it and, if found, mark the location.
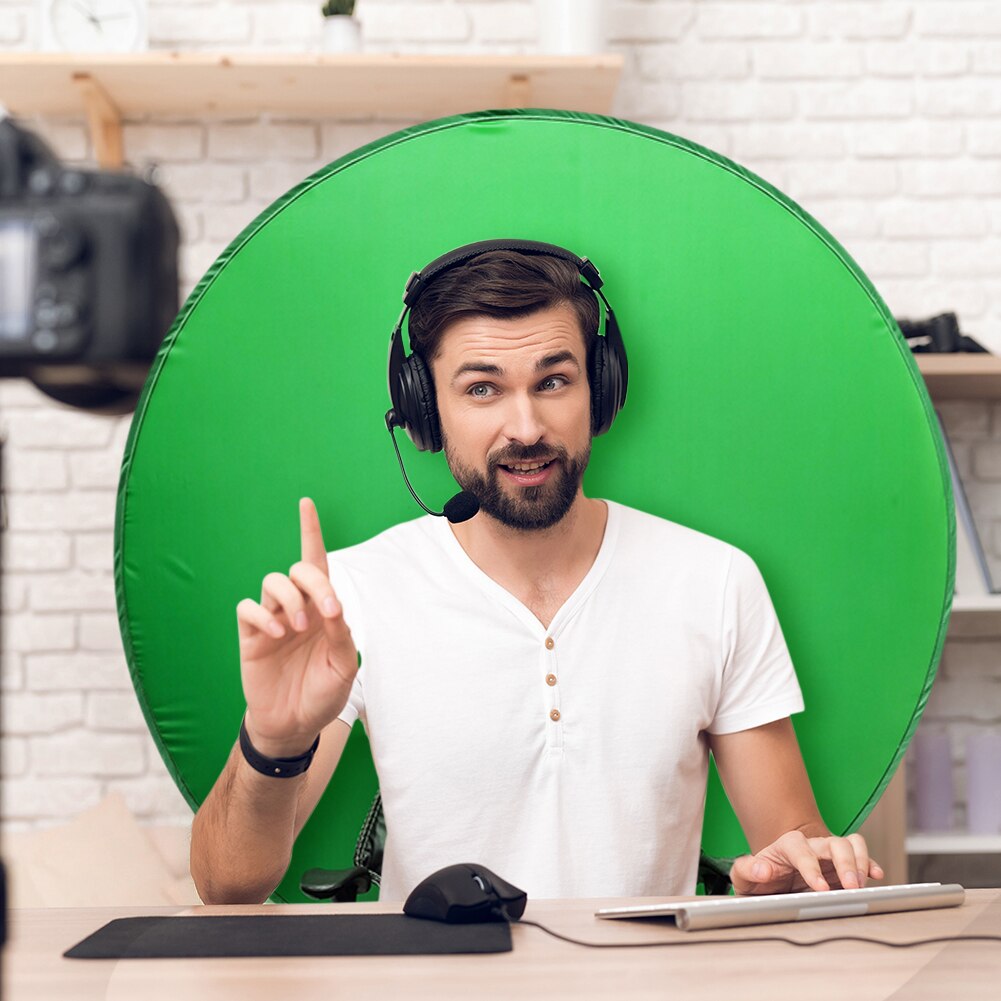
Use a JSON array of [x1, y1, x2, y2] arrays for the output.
[[385, 239, 628, 453]]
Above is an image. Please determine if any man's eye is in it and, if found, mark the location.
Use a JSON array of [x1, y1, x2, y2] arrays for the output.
[[469, 384, 494, 398], [540, 376, 568, 391]]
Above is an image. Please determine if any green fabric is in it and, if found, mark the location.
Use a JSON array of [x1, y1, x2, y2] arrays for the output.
[[116, 110, 953, 903]]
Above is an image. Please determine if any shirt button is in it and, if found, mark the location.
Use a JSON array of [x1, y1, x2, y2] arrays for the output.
[[545, 636, 555, 650], [546, 673, 557, 686], [549, 709, 561, 722]]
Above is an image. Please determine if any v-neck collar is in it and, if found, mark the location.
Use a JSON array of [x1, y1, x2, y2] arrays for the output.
[[423, 500, 621, 637]]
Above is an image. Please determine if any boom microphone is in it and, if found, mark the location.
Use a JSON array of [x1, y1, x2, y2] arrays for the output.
[[386, 417, 480, 524], [440, 490, 480, 523]]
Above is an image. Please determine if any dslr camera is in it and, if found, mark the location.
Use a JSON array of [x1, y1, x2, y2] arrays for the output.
[[0, 114, 179, 412]]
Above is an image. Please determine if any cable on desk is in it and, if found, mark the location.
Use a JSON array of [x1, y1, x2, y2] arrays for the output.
[[497, 909, 1001, 951]]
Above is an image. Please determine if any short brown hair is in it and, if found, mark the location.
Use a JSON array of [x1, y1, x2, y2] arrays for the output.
[[407, 250, 600, 366]]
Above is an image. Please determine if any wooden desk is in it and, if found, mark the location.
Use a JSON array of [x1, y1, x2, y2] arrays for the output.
[[7, 891, 1001, 1001]]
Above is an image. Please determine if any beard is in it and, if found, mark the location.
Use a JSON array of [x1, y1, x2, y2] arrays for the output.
[[442, 434, 591, 531]]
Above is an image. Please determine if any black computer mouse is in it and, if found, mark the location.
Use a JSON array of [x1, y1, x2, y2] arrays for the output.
[[403, 863, 528, 924]]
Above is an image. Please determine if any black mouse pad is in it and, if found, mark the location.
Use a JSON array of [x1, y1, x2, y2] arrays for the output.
[[64, 914, 512, 959]]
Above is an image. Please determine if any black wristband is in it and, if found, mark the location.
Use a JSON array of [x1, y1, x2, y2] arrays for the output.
[[239, 717, 320, 778]]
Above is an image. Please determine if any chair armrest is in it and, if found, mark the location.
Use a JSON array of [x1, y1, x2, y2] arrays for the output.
[[300, 866, 373, 902], [697, 853, 734, 896]]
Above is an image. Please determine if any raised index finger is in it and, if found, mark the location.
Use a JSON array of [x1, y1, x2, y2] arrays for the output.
[[299, 497, 329, 571]]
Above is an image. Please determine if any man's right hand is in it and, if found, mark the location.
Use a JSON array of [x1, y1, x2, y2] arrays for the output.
[[235, 497, 358, 758]]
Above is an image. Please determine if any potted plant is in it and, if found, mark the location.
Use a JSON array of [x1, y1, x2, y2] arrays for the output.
[[321, 0, 361, 52], [536, 0, 605, 55]]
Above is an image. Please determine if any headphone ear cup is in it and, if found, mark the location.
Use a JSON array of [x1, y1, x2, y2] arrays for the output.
[[590, 308, 628, 437], [589, 338, 608, 436], [401, 353, 442, 453]]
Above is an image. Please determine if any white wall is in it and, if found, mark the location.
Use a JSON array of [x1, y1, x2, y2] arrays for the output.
[[0, 0, 998, 833]]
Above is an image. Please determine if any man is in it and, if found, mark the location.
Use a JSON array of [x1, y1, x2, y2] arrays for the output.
[[190, 244, 882, 905]]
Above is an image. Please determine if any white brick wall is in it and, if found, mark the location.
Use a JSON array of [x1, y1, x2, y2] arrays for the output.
[[1, 1, 1000, 839]]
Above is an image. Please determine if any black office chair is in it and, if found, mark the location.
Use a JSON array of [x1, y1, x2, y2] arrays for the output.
[[300, 793, 734, 902]]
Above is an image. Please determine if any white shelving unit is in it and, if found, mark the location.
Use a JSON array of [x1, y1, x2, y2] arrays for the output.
[[912, 357, 1001, 869], [907, 834, 1001, 855], [921, 358, 1001, 638], [948, 595, 1001, 639]]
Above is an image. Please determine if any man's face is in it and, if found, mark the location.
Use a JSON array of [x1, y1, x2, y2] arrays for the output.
[[431, 303, 592, 531]]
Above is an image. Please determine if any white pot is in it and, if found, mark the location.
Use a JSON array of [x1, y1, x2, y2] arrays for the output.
[[536, 0, 605, 55], [321, 15, 362, 53]]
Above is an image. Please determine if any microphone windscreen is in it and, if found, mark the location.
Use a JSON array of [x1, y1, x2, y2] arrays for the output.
[[442, 491, 480, 524]]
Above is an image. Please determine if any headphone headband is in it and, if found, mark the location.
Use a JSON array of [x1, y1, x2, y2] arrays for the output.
[[403, 239, 603, 309]]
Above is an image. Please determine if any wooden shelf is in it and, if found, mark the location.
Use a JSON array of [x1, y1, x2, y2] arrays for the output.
[[907, 833, 1001, 855], [916, 354, 1001, 400], [0, 51, 623, 118], [0, 51, 623, 168]]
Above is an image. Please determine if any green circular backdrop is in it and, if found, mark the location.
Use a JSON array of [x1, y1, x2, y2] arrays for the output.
[[116, 110, 953, 903]]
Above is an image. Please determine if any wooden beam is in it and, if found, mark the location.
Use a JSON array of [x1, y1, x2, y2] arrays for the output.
[[859, 765, 909, 885], [71, 72, 123, 169], [505, 73, 532, 108]]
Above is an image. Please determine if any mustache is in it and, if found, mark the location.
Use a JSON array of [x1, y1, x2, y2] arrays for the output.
[[488, 444, 568, 468]]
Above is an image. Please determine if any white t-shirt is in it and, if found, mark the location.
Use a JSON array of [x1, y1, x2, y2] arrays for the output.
[[329, 500, 803, 901]]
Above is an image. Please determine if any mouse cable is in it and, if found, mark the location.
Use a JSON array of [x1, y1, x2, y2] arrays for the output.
[[492, 906, 1001, 950]]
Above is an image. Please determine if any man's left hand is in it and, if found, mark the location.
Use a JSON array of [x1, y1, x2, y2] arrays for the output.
[[729, 831, 884, 896]]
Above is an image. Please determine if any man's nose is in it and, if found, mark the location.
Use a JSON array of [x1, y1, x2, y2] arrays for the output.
[[502, 393, 545, 445]]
